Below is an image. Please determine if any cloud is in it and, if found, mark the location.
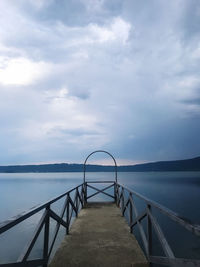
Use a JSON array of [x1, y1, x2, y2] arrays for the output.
[[0, 57, 52, 85], [0, 0, 200, 164], [179, 0, 200, 42], [88, 17, 131, 44]]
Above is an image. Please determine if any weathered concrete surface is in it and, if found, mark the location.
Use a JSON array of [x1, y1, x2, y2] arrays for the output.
[[49, 202, 148, 267]]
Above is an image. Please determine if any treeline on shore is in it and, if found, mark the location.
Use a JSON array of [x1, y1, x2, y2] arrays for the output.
[[0, 156, 200, 173]]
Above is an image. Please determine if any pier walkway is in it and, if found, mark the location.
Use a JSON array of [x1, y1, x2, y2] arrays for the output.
[[0, 151, 200, 267], [49, 202, 148, 267]]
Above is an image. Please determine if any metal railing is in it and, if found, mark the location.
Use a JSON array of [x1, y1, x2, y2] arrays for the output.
[[0, 181, 200, 267], [0, 183, 85, 267], [115, 183, 200, 267], [0, 149, 200, 267]]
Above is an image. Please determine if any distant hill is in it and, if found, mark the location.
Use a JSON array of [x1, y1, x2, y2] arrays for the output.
[[118, 156, 200, 172], [0, 156, 200, 173]]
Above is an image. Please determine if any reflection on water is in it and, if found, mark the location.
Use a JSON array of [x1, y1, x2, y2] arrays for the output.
[[0, 171, 200, 263]]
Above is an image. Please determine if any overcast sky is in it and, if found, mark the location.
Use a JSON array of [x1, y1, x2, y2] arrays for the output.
[[0, 0, 200, 165]]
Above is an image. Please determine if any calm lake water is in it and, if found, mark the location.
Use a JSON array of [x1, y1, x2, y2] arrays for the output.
[[0, 171, 200, 264]]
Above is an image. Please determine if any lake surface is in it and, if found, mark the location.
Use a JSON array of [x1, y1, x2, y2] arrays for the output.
[[0, 171, 200, 264]]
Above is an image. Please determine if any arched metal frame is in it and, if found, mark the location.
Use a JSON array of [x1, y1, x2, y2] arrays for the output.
[[83, 150, 118, 183]]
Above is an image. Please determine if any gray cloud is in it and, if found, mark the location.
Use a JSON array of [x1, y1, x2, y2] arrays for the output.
[[179, 0, 200, 42], [0, 0, 200, 165], [20, 0, 123, 26], [182, 98, 200, 106]]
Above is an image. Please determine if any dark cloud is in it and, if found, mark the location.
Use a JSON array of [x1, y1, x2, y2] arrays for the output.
[[18, 0, 122, 27], [179, 0, 200, 42], [20, 0, 87, 26], [182, 98, 200, 106]]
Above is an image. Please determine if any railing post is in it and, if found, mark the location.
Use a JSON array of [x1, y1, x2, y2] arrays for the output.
[[84, 182, 87, 204], [117, 185, 121, 207], [129, 193, 133, 233], [118, 185, 120, 207], [116, 183, 119, 206], [43, 205, 50, 267], [115, 183, 120, 206], [76, 188, 78, 217], [66, 193, 69, 235], [114, 182, 117, 204], [121, 187, 124, 216], [147, 204, 152, 265], [81, 184, 84, 207]]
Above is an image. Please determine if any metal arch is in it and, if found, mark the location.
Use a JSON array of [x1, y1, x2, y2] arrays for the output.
[[83, 150, 118, 183]]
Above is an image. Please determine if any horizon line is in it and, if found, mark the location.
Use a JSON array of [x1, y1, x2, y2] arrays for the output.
[[0, 155, 199, 167]]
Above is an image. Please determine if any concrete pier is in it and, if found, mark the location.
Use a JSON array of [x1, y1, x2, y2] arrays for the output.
[[49, 202, 148, 267]]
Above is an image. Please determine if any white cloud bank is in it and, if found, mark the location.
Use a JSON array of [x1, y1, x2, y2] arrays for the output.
[[0, 57, 52, 85]]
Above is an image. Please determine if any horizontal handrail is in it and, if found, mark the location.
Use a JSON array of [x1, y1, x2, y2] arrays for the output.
[[0, 182, 86, 267], [0, 181, 116, 267], [87, 183, 115, 200], [115, 182, 200, 267], [85, 180, 115, 183], [1, 259, 45, 266], [117, 182, 200, 237], [149, 256, 200, 267], [0, 183, 83, 234]]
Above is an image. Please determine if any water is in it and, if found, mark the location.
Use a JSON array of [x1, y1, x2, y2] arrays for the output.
[[0, 171, 200, 264]]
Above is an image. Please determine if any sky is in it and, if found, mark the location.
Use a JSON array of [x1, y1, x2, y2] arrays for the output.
[[0, 0, 200, 165]]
